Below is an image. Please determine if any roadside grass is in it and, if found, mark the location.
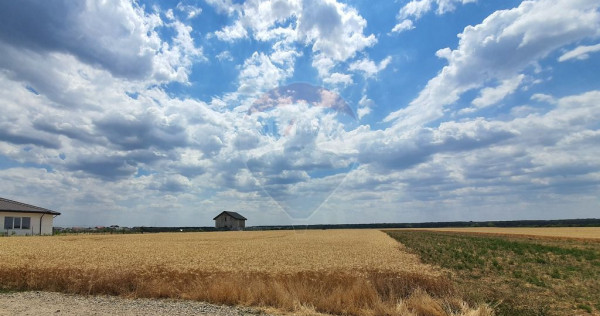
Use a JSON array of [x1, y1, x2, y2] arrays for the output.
[[0, 267, 491, 316], [385, 230, 600, 316]]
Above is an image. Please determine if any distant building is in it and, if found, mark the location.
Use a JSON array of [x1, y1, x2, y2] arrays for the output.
[[213, 211, 247, 230], [0, 197, 61, 236]]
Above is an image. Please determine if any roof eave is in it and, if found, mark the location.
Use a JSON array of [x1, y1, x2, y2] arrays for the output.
[[0, 209, 60, 215], [213, 211, 246, 220]]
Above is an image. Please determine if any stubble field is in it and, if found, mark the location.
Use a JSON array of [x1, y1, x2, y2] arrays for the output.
[[405, 227, 600, 239], [0, 229, 490, 316]]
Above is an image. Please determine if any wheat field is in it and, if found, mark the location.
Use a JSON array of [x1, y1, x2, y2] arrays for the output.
[[404, 227, 600, 239], [0, 229, 490, 315]]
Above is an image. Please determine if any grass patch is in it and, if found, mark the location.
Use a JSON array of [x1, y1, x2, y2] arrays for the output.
[[385, 230, 600, 316]]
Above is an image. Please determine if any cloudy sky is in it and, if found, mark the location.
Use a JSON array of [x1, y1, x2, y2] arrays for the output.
[[0, 0, 599, 227]]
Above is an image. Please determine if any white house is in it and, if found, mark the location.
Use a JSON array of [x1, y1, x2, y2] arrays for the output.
[[0, 197, 60, 236]]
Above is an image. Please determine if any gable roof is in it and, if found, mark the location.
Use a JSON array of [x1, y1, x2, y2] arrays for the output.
[[0, 197, 61, 215], [213, 211, 247, 220]]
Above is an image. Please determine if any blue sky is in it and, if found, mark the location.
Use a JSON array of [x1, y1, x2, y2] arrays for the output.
[[0, 0, 599, 227]]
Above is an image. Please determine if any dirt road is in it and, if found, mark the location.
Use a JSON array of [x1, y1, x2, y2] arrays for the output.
[[0, 291, 273, 316]]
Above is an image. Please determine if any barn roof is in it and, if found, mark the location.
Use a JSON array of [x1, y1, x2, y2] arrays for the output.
[[213, 211, 247, 220], [0, 197, 61, 215]]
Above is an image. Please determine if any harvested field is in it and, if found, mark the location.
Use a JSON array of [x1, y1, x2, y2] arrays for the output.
[[403, 227, 600, 239], [0, 230, 490, 315]]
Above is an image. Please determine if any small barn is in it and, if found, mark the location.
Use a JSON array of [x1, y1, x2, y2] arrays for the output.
[[213, 211, 246, 230], [0, 197, 61, 236]]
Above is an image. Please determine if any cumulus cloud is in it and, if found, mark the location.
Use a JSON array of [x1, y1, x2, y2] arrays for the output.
[[1, 1, 599, 226], [215, 20, 249, 41], [238, 52, 294, 94], [355, 118, 517, 172], [329, 89, 600, 221], [204, 0, 240, 15], [385, 0, 600, 127], [298, 0, 376, 62], [323, 73, 353, 86], [0, 0, 203, 84], [94, 109, 189, 151], [211, 0, 376, 83]]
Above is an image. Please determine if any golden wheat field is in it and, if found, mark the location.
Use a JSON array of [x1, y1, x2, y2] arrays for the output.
[[407, 227, 600, 239], [0, 229, 437, 274], [0, 229, 491, 316]]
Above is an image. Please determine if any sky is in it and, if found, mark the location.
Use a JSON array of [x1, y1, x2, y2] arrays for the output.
[[0, 0, 599, 227]]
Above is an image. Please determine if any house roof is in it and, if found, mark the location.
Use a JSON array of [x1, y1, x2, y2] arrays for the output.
[[213, 211, 247, 220], [0, 197, 61, 215]]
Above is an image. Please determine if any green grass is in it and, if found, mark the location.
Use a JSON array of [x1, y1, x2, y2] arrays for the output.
[[385, 230, 600, 316]]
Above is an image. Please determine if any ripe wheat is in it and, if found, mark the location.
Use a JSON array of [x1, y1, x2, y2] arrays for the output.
[[0, 229, 489, 315]]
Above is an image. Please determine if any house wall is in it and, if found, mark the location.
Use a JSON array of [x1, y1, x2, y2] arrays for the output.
[[0, 212, 55, 236], [215, 214, 245, 230]]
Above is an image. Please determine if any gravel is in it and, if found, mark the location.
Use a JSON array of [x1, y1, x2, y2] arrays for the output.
[[0, 291, 276, 316]]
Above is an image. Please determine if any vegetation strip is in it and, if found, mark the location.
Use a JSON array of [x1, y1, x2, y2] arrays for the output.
[[385, 230, 600, 316]]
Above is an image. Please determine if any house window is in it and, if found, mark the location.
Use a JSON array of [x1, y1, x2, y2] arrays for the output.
[[22, 217, 31, 229], [3, 217, 31, 229], [3, 217, 11, 229]]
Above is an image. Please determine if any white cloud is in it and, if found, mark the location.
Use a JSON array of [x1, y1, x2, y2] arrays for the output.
[[298, 0, 376, 62], [212, 0, 376, 81], [0, 0, 204, 84], [391, 19, 415, 34], [153, 20, 205, 83], [332, 89, 600, 221], [558, 43, 600, 61], [399, 0, 432, 20], [385, 0, 600, 127], [323, 72, 353, 86], [357, 95, 375, 120], [1, 0, 599, 226], [176, 2, 202, 19], [393, 0, 475, 33], [348, 56, 392, 78], [204, 0, 239, 15], [215, 20, 249, 41], [530, 93, 556, 104], [399, 0, 475, 19], [470, 74, 524, 109], [237, 52, 292, 94], [216, 50, 234, 62]]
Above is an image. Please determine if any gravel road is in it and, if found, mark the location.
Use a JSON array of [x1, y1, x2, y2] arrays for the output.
[[0, 291, 276, 316]]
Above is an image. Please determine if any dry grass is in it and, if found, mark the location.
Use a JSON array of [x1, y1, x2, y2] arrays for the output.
[[401, 227, 600, 240], [0, 229, 488, 315]]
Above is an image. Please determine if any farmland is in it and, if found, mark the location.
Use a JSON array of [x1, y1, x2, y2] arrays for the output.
[[404, 227, 600, 239], [386, 230, 600, 316], [3, 228, 598, 315], [0, 229, 489, 316]]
